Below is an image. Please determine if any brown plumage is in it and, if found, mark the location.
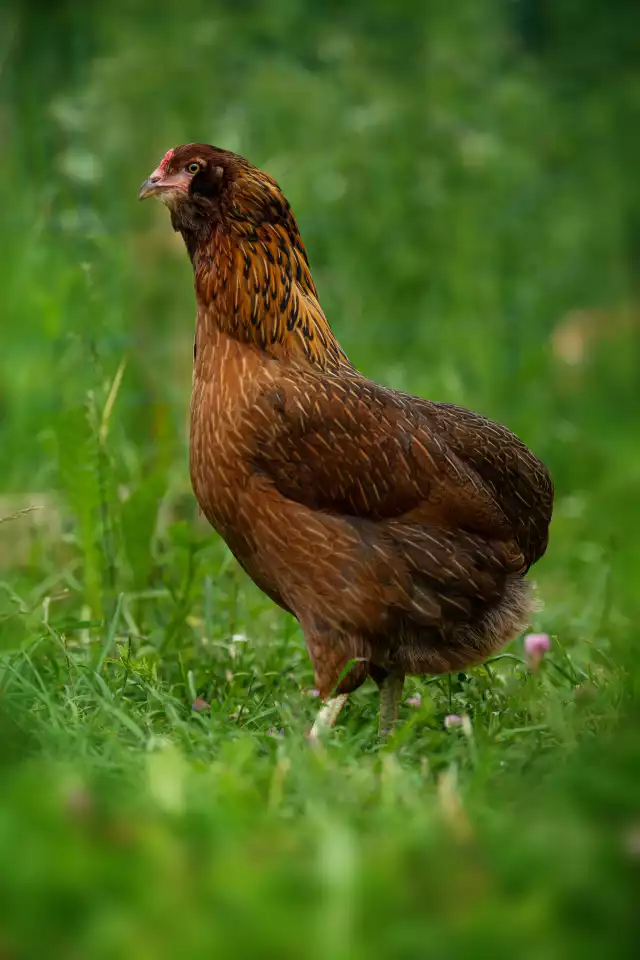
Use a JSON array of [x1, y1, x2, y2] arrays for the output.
[[138, 143, 554, 737]]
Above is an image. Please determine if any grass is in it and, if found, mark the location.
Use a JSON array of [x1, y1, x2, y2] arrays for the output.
[[2, 1, 640, 956], [0, 331, 636, 960]]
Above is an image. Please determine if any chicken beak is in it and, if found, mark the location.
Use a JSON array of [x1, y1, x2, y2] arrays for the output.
[[138, 175, 162, 200], [138, 166, 190, 202]]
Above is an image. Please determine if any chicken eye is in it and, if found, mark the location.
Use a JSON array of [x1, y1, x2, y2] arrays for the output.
[[186, 162, 202, 175]]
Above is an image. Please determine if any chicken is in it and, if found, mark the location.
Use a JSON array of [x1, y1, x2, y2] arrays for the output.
[[138, 144, 554, 739]]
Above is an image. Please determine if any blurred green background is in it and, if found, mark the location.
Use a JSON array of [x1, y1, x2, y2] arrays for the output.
[[1, 0, 639, 957]]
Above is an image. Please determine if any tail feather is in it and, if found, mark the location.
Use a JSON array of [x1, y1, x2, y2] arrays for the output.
[[393, 575, 535, 675]]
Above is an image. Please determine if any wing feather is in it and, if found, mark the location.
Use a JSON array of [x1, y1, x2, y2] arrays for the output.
[[251, 370, 547, 557]]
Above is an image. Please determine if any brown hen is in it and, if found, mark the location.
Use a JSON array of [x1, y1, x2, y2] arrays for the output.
[[138, 144, 554, 738]]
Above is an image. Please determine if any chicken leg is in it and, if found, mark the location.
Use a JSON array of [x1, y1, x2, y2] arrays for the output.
[[308, 693, 348, 743], [308, 675, 404, 742], [378, 674, 404, 738]]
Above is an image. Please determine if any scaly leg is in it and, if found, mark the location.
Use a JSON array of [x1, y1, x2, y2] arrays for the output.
[[378, 675, 404, 738], [308, 693, 348, 743]]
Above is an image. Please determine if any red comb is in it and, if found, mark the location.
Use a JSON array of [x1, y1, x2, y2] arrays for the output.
[[159, 148, 175, 172]]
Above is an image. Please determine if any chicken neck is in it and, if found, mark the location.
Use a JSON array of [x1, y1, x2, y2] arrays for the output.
[[179, 210, 352, 372]]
